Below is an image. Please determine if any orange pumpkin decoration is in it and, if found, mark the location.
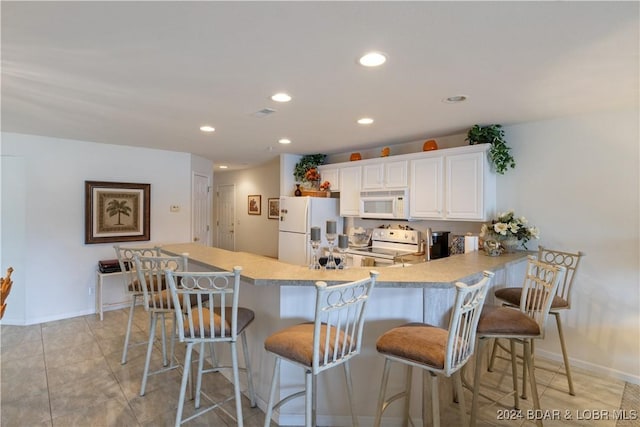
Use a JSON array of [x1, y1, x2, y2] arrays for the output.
[[350, 152, 362, 161], [381, 147, 390, 157], [423, 139, 438, 151]]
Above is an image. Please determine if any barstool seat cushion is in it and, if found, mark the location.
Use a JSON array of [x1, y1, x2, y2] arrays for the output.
[[494, 287, 568, 309], [264, 322, 350, 367], [129, 276, 166, 293], [186, 307, 255, 336], [477, 305, 540, 335], [375, 322, 453, 369]]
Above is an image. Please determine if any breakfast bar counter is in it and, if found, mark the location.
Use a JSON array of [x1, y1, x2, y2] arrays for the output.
[[161, 242, 529, 288], [161, 243, 529, 426]]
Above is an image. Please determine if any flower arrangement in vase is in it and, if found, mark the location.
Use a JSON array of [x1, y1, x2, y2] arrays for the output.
[[480, 210, 540, 252]]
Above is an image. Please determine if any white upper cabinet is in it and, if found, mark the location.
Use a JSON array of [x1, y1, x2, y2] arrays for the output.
[[339, 165, 362, 216], [445, 152, 495, 220], [409, 156, 444, 218], [362, 160, 408, 190], [317, 166, 340, 191], [409, 145, 495, 221]]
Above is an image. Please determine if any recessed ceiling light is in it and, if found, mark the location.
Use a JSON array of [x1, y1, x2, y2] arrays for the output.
[[357, 117, 374, 125], [200, 125, 215, 132], [219, 165, 228, 169], [358, 52, 387, 67], [443, 95, 468, 103], [278, 138, 291, 144], [271, 93, 292, 102]]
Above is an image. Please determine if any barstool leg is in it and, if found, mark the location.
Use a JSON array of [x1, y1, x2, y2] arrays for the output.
[[470, 338, 485, 427], [523, 340, 542, 427], [553, 312, 575, 395], [241, 332, 257, 407], [263, 358, 280, 427], [121, 294, 138, 364], [509, 340, 520, 409], [231, 341, 244, 427], [403, 366, 411, 427], [140, 312, 157, 396], [373, 358, 392, 427], [195, 342, 205, 409], [305, 370, 313, 427], [453, 371, 467, 427], [487, 338, 500, 372], [343, 361, 359, 427], [429, 372, 440, 427], [176, 342, 194, 427]]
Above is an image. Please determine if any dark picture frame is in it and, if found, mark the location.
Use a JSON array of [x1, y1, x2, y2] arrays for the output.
[[268, 198, 279, 219], [248, 194, 261, 215], [85, 181, 151, 244]]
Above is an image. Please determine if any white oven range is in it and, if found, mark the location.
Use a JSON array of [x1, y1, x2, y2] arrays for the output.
[[347, 228, 421, 267]]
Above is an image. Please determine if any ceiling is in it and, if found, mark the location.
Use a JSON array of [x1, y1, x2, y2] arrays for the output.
[[2, 1, 638, 170]]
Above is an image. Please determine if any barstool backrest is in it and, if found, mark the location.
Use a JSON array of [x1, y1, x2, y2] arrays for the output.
[[537, 246, 584, 309], [312, 271, 378, 375], [133, 254, 188, 311], [520, 255, 565, 338], [165, 267, 243, 343], [113, 245, 162, 294], [445, 271, 493, 374]]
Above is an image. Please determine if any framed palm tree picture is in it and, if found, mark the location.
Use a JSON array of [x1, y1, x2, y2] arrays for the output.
[[85, 181, 150, 244]]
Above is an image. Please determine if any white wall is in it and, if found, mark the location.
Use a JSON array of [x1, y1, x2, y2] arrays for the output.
[[1, 133, 195, 324], [213, 156, 280, 257], [500, 109, 639, 382]]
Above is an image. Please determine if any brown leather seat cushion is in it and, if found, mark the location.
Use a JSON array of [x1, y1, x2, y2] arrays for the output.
[[186, 307, 255, 336], [375, 323, 450, 369], [129, 276, 166, 293], [477, 305, 540, 336], [494, 287, 568, 309], [264, 322, 350, 367]]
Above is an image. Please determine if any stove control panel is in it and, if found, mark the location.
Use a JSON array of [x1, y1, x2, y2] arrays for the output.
[[372, 228, 420, 244]]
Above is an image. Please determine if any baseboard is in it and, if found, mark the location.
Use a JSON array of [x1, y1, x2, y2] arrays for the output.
[[535, 348, 640, 385]]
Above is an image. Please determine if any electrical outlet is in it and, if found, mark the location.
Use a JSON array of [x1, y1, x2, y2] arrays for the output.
[[170, 205, 180, 212]]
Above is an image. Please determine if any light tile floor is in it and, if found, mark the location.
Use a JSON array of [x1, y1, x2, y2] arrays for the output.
[[1, 308, 637, 427]]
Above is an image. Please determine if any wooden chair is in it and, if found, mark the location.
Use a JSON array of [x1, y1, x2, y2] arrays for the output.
[[491, 246, 584, 395], [113, 245, 162, 364], [373, 271, 493, 427], [166, 266, 256, 427], [263, 271, 379, 427], [133, 253, 188, 396], [470, 256, 565, 427], [1, 267, 14, 319]]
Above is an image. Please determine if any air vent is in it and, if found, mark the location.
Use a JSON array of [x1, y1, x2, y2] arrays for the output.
[[252, 108, 276, 118]]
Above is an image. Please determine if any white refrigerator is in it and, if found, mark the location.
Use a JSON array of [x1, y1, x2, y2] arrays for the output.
[[278, 196, 343, 266]]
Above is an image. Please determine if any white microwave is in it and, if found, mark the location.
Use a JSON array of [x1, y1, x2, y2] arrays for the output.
[[359, 189, 410, 219]]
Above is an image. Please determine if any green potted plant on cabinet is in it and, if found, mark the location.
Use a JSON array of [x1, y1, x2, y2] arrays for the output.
[[466, 124, 515, 175], [293, 154, 326, 184]]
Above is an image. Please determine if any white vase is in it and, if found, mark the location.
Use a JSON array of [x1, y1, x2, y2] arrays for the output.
[[500, 237, 520, 253]]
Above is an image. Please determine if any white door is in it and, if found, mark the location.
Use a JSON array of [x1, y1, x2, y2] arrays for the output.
[[410, 156, 444, 219], [339, 165, 362, 216], [278, 231, 310, 266], [217, 184, 236, 250], [192, 173, 211, 245], [446, 152, 484, 219]]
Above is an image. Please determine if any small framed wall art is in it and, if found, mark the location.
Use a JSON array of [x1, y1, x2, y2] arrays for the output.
[[268, 198, 279, 219], [248, 194, 261, 215], [85, 181, 151, 244]]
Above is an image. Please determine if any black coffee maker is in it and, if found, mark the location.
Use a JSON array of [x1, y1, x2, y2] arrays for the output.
[[430, 231, 450, 259]]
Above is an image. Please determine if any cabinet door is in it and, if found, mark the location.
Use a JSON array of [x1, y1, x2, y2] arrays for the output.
[[445, 151, 484, 219], [361, 163, 384, 190], [318, 166, 340, 191], [339, 166, 362, 216], [385, 160, 408, 188], [410, 157, 443, 218], [362, 160, 408, 190]]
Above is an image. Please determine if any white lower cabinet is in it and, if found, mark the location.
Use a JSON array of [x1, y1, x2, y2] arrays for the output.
[[339, 165, 361, 216]]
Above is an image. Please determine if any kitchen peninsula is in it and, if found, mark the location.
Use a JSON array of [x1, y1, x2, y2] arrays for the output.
[[162, 243, 529, 426]]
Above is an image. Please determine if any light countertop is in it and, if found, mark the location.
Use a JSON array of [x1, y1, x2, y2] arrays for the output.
[[162, 243, 530, 288]]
